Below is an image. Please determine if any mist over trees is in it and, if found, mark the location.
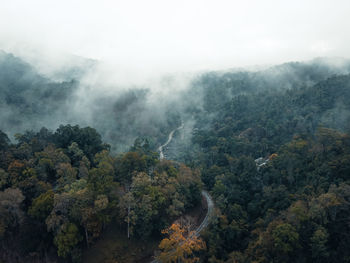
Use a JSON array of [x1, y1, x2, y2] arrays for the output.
[[1, 51, 350, 262], [179, 61, 350, 262], [0, 51, 79, 134], [2, 51, 350, 153], [0, 51, 187, 151]]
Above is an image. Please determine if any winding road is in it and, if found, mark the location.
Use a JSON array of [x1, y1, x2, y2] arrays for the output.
[[151, 123, 214, 263], [194, 190, 214, 237], [158, 122, 184, 160], [150, 191, 214, 263]]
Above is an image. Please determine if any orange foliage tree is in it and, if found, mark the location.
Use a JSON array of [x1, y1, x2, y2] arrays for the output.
[[157, 223, 206, 263]]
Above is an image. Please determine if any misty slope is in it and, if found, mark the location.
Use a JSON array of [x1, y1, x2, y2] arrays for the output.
[[163, 59, 350, 161], [190, 74, 350, 160], [0, 51, 182, 151], [0, 51, 78, 135], [170, 63, 350, 262], [1, 51, 350, 155], [1, 52, 350, 262], [187, 58, 350, 113], [85, 88, 182, 152]]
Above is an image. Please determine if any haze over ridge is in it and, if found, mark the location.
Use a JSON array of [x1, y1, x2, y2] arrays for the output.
[[1, 0, 350, 77]]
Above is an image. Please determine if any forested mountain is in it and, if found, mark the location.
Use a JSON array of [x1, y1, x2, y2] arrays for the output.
[[0, 51, 78, 135], [1, 52, 350, 262], [178, 63, 350, 262], [189, 73, 350, 164], [1, 51, 350, 152], [0, 51, 182, 151]]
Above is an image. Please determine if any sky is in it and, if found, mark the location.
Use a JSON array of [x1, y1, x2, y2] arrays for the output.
[[1, 0, 350, 73]]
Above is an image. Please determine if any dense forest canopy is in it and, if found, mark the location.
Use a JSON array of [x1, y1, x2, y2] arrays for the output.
[[0, 124, 201, 262], [1, 51, 350, 262], [181, 60, 350, 262]]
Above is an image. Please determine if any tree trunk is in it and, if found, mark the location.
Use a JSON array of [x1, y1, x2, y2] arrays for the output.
[[85, 226, 89, 248]]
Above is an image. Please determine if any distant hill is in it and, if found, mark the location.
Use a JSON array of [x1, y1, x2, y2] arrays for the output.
[[0, 51, 79, 136], [1, 50, 350, 152]]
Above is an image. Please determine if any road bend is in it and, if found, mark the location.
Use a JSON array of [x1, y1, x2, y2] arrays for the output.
[[151, 122, 214, 262]]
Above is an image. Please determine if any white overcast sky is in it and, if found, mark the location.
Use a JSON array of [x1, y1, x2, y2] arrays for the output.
[[1, 0, 350, 72]]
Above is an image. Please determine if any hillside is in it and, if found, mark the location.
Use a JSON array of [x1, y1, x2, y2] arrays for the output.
[[1, 54, 350, 262]]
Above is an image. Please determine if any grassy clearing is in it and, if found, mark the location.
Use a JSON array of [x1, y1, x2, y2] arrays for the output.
[[83, 195, 207, 263], [83, 222, 160, 263]]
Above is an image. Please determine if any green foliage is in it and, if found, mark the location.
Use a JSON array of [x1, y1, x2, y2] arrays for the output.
[[54, 125, 110, 162], [29, 190, 54, 220], [271, 223, 299, 255], [119, 161, 202, 239], [2, 57, 350, 262], [189, 71, 350, 262], [54, 223, 82, 258], [116, 151, 147, 185], [0, 188, 24, 238], [0, 125, 201, 262], [0, 130, 10, 150], [310, 226, 329, 261]]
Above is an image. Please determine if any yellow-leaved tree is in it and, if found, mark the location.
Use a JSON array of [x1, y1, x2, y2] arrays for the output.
[[157, 223, 206, 263]]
